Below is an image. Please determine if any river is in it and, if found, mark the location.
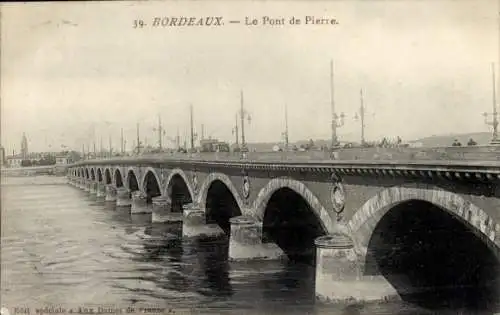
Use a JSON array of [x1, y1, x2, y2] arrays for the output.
[[0, 176, 496, 315]]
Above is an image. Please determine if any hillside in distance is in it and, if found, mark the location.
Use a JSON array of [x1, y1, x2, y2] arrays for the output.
[[410, 132, 493, 147]]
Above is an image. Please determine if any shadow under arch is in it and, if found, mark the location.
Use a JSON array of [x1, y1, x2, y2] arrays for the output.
[[104, 168, 112, 184], [85, 168, 89, 179], [90, 168, 95, 181], [166, 172, 193, 213], [205, 179, 242, 235], [262, 186, 327, 264], [364, 199, 500, 311], [114, 169, 124, 187], [197, 173, 246, 216], [253, 178, 334, 234], [142, 170, 162, 204], [127, 170, 139, 192], [97, 168, 103, 182]]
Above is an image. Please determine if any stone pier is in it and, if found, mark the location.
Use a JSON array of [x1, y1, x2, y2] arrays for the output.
[[105, 185, 117, 202], [182, 203, 224, 238], [96, 183, 106, 200], [314, 233, 400, 305], [131, 191, 151, 214], [152, 196, 182, 223], [116, 187, 132, 208], [228, 215, 285, 261], [89, 182, 98, 198], [84, 181, 91, 193]]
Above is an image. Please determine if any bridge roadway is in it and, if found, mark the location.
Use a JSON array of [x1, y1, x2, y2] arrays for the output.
[[67, 153, 500, 308]]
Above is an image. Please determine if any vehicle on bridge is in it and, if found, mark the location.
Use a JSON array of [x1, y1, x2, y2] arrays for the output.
[[200, 139, 230, 153]]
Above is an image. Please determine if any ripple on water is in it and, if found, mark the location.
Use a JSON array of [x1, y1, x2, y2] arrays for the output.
[[2, 178, 497, 314]]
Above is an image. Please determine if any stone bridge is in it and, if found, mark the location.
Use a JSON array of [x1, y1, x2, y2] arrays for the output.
[[67, 156, 500, 308]]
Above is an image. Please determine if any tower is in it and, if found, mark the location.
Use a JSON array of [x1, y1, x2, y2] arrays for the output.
[[21, 132, 28, 159]]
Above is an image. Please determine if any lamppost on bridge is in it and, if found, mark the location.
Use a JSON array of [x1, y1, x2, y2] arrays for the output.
[[354, 88, 374, 146], [88, 123, 97, 159], [232, 114, 239, 151], [281, 103, 289, 151], [102, 121, 113, 158], [135, 122, 142, 155], [189, 104, 198, 152], [239, 90, 252, 153], [108, 135, 113, 158], [153, 114, 166, 151], [120, 128, 125, 155], [99, 137, 103, 158], [329, 60, 345, 149], [483, 62, 500, 145]]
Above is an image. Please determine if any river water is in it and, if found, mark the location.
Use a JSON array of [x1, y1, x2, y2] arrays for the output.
[[0, 176, 496, 315]]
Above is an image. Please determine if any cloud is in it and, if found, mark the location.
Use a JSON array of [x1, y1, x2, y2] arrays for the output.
[[1, 0, 498, 152]]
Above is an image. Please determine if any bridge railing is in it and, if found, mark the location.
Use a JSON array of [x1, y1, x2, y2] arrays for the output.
[[113, 146, 500, 162]]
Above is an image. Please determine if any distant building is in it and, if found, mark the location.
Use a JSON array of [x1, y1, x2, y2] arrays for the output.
[[0, 146, 5, 167], [21, 133, 28, 159], [7, 154, 23, 168], [55, 154, 70, 165]]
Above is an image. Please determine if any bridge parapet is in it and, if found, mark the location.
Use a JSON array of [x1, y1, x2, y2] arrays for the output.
[[70, 158, 500, 183], [71, 145, 500, 163]]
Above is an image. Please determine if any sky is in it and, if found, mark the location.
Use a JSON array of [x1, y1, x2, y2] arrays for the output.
[[1, 0, 499, 153]]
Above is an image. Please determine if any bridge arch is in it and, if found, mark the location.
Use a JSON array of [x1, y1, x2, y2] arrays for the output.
[[141, 168, 162, 203], [253, 177, 335, 233], [104, 168, 112, 185], [197, 173, 245, 214], [349, 183, 500, 309], [127, 169, 140, 192], [140, 167, 162, 193], [97, 168, 103, 182], [114, 168, 124, 187], [85, 168, 89, 179], [348, 183, 500, 252], [90, 168, 96, 181], [202, 175, 244, 235], [253, 177, 333, 262], [164, 169, 194, 200], [164, 169, 194, 212]]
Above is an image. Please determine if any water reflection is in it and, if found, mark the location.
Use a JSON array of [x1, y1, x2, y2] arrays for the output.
[[195, 237, 233, 298]]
